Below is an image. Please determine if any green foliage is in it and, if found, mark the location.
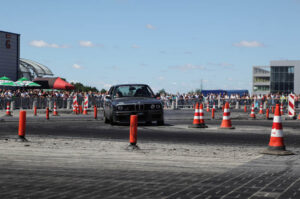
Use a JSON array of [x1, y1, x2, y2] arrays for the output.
[[195, 89, 201, 94], [71, 82, 99, 92], [158, 89, 167, 95], [100, 88, 107, 93]]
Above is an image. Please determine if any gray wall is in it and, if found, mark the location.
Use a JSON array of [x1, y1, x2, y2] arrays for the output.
[[0, 31, 20, 81], [270, 60, 300, 94]]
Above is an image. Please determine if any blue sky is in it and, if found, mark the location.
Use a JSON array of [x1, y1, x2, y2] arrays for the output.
[[1, 0, 300, 93]]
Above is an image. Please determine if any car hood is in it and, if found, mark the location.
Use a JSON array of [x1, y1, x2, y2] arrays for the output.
[[113, 97, 161, 105]]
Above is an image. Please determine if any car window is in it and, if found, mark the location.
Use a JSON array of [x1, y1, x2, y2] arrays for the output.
[[113, 85, 154, 98]]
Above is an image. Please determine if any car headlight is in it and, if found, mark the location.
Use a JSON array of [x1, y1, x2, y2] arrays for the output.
[[156, 104, 161, 109], [117, 106, 123, 111], [150, 104, 155, 109]]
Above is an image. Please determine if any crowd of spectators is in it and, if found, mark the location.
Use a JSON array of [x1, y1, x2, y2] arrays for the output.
[[0, 88, 299, 110], [159, 92, 300, 108]]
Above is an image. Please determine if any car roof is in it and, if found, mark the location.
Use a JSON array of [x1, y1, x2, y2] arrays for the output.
[[112, 84, 149, 87]]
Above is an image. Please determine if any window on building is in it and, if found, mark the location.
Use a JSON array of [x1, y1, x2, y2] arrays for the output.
[[270, 66, 294, 93]]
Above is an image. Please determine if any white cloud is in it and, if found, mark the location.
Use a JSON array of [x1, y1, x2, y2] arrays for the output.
[[72, 64, 82, 69], [146, 24, 156, 30], [29, 40, 68, 48], [233, 40, 264, 47], [132, 44, 140, 49], [79, 40, 94, 47], [169, 64, 206, 71]]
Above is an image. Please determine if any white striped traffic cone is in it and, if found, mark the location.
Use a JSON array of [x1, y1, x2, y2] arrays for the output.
[[261, 104, 293, 155]]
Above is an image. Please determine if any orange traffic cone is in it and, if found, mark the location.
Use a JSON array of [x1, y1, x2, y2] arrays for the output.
[[189, 103, 207, 128], [259, 103, 264, 114], [250, 104, 256, 119], [5, 102, 12, 116], [271, 106, 274, 114], [280, 103, 284, 115], [220, 102, 234, 129], [53, 102, 58, 116], [298, 113, 300, 120], [266, 108, 270, 120], [206, 103, 210, 112], [199, 103, 208, 128], [261, 104, 293, 155], [244, 105, 247, 113]]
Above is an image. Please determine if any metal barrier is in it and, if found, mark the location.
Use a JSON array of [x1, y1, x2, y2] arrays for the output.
[[161, 97, 298, 109], [0, 95, 104, 110]]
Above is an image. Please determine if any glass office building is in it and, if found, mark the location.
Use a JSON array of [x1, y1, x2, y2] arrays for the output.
[[270, 66, 294, 93], [252, 60, 300, 95]]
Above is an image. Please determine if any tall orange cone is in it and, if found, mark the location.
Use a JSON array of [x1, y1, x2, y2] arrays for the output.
[[53, 102, 58, 116], [266, 108, 270, 120], [5, 102, 12, 116], [250, 104, 256, 119], [220, 102, 234, 129], [206, 102, 210, 112], [259, 103, 264, 114], [271, 106, 275, 114], [211, 103, 216, 119], [261, 104, 293, 155], [298, 113, 300, 120], [244, 105, 247, 113]]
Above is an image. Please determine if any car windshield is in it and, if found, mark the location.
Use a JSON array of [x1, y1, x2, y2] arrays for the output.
[[113, 85, 154, 98]]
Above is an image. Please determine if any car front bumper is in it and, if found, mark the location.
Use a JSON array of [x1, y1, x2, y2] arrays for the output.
[[113, 110, 163, 123]]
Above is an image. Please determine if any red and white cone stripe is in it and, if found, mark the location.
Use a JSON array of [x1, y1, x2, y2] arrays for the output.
[[288, 94, 295, 117], [250, 104, 255, 118], [73, 95, 77, 112], [268, 104, 285, 148], [83, 96, 88, 114]]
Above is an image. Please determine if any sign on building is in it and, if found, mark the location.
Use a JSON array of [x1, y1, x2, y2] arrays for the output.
[[0, 31, 20, 81]]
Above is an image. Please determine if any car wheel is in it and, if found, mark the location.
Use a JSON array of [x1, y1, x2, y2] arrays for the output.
[[110, 116, 116, 125], [157, 120, 164, 126], [104, 112, 110, 124]]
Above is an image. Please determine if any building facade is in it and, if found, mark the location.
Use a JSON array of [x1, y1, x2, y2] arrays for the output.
[[0, 31, 20, 81], [253, 60, 300, 95]]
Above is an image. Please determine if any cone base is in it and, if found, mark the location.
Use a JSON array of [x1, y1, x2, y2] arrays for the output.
[[4, 114, 12, 117], [219, 126, 235, 129], [260, 148, 294, 156], [16, 136, 28, 142], [127, 144, 140, 150], [188, 124, 208, 128]]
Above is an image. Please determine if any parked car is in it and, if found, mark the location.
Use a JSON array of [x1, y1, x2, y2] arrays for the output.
[[103, 84, 164, 125]]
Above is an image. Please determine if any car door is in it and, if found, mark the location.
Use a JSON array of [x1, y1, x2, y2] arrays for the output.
[[104, 87, 114, 118]]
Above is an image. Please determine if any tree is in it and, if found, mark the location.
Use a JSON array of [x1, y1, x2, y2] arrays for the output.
[[71, 82, 99, 92], [158, 89, 166, 95], [100, 88, 107, 94]]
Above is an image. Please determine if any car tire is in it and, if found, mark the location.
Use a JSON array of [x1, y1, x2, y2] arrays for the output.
[[110, 116, 116, 125], [104, 112, 110, 124], [157, 120, 164, 126]]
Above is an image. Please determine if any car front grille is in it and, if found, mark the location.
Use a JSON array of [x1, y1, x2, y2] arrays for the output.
[[135, 104, 144, 111]]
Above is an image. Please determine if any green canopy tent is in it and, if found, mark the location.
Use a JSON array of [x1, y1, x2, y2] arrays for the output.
[[15, 77, 41, 87], [0, 76, 16, 86]]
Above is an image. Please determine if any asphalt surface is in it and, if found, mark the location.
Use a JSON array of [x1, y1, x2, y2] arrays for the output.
[[0, 109, 300, 199]]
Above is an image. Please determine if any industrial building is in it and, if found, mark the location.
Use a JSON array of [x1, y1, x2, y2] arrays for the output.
[[253, 60, 300, 95], [0, 30, 53, 81]]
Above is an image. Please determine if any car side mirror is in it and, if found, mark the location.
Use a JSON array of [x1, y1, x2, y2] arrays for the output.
[[155, 94, 160, 98], [105, 95, 111, 100]]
